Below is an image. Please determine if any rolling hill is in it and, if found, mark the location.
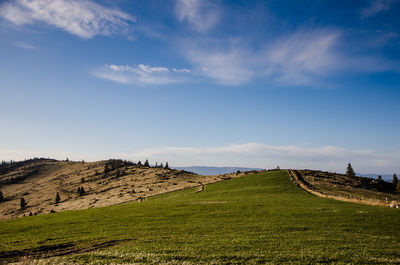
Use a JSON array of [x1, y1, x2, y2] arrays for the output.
[[1, 169, 399, 264], [0, 158, 245, 220]]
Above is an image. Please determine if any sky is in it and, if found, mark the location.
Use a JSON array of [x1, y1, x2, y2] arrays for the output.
[[0, 0, 400, 174]]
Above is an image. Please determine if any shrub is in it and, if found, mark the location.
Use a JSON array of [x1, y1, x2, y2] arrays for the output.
[[81, 177, 85, 183], [0, 191, 4, 202]]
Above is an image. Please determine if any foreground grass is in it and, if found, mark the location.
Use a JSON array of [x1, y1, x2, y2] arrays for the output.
[[1, 170, 399, 264]]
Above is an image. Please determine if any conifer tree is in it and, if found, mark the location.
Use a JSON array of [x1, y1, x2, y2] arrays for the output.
[[55, 192, 61, 204], [397, 181, 400, 193], [79, 187, 85, 196], [137, 160, 142, 166], [160, 162, 163, 168], [144, 159, 150, 167], [393, 174, 398, 186], [346, 163, 356, 177], [165, 162, 169, 169], [155, 162, 158, 168], [20, 198, 26, 209]]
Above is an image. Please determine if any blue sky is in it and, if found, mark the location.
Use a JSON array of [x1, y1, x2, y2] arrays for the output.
[[0, 0, 399, 174]]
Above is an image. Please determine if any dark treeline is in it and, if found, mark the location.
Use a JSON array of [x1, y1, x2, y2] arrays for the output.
[[0, 158, 57, 175]]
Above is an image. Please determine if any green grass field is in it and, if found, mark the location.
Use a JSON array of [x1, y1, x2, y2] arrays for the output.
[[1, 170, 399, 264]]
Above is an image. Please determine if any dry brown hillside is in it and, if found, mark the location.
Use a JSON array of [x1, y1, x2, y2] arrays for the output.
[[0, 158, 245, 220], [290, 169, 400, 206]]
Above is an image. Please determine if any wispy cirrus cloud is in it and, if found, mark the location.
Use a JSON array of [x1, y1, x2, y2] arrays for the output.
[[15, 41, 36, 49], [183, 28, 399, 86], [115, 143, 400, 173], [0, 0, 135, 39], [175, 0, 219, 32], [93, 64, 191, 85], [360, 0, 399, 18]]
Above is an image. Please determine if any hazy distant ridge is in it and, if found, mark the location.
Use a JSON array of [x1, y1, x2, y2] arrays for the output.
[[173, 166, 263, 175]]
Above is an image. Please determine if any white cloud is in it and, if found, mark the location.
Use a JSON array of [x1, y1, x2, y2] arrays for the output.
[[172, 68, 191, 73], [182, 29, 399, 86], [15, 41, 36, 49], [0, 0, 135, 39], [360, 0, 399, 18], [115, 143, 400, 173], [175, 0, 219, 32], [186, 46, 254, 85], [93, 64, 191, 85]]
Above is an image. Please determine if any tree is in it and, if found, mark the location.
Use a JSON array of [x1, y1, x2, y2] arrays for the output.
[[164, 162, 169, 169], [144, 159, 150, 167], [392, 174, 398, 186], [81, 177, 85, 183], [55, 192, 61, 204], [397, 181, 400, 193], [155, 162, 158, 168], [20, 198, 26, 209], [160, 162, 163, 168], [346, 163, 356, 177], [377, 175, 383, 182], [137, 160, 142, 166], [78, 187, 85, 196]]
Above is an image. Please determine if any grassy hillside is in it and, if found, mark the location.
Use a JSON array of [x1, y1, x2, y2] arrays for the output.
[[0, 158, 242, 220], [1, 170, 399, 264]]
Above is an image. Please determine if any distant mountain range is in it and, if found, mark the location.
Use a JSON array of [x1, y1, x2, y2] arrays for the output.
[[173, 166, 263, 175], [357, 173, 394, 182], [173, 167, 396, 181]]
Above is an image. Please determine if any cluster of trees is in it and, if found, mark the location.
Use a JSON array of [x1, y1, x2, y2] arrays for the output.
[[347, 163, 400, 192], [77, 187, 85, 196]]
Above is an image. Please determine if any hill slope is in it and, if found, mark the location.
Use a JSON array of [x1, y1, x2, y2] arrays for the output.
[[0, 158, 244, 220], [291, 169, 400, 206], [1, 170, 399, 264]]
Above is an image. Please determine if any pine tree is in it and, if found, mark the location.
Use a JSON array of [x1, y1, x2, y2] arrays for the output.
[[79, 187, 85, 196], [165, 162, 169, 169], [144, 159, 150, 167], [155, 162, 158, 168], [397, 181, 400, 193], [160, 162, 163, 168], [55, 192, 61, 204], [392, 174, 398, 186], [346, 163, 356, 177], [20, 198, 26, 209], [137, 160, 142, 166]]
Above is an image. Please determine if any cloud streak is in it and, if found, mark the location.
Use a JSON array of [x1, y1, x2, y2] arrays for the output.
[[15, 41, 36, 49], [93, 64, 191, 85], [0, 0, 135, 39], [360, 0, 399, 18], [175, 0, 219, 32], [115, 143, 400, 173], [182, 28, 399, 86]]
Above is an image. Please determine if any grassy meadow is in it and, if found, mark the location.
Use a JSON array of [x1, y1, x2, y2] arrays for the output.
[[1, 170, 399, 264]]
